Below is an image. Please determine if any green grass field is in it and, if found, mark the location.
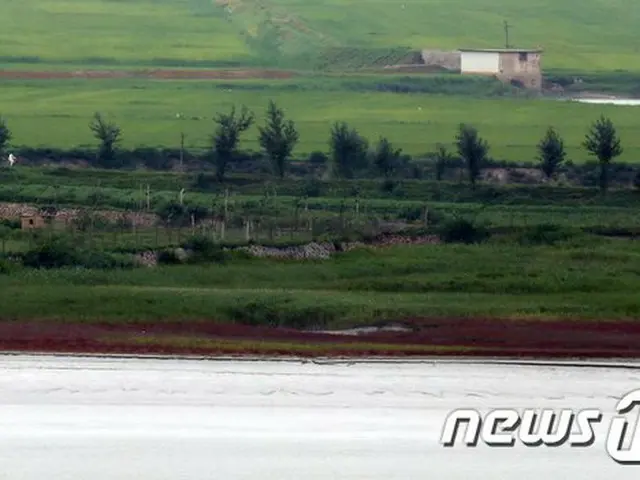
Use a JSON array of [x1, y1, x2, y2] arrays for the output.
[[2, 77, 638, 161], [2, 0, 640, 71], [3, 240, 640, 323], [0, 0, 250, 67]]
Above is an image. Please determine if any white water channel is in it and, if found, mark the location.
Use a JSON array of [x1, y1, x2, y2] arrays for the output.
[[1, 354, 640, 479]]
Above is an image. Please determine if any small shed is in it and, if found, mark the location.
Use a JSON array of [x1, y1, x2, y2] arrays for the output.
[[458, 48, 543, 90], [21, 214, 46, 230]]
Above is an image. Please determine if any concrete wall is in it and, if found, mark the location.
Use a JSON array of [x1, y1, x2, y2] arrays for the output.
[[498, 52, 542, 90], [420, 50, 461, 71], [499, 52, 541, 75]]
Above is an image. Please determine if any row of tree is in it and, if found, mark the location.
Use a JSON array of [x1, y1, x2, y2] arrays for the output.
[[0, 101, 625, 192]]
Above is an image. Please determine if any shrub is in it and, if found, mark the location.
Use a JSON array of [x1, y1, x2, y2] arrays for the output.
[[398, 205, 423, 222], [0, 219, 20, 230], [301, 177, 323, 197], [22, 235, 79, 268], [439, 218, 490, 244], [0, 257, 20, 274], [182, 235, 227, 263], [517, 224, 580, 246], [308, 151, 328, 166], [225, 299, 333, 330], [22, 235, 135, 269], [157, 248, 187, 265], [379, 178, 396, 194]]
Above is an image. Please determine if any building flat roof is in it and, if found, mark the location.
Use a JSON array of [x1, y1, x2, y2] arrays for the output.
[[458, 48, 543, 53]]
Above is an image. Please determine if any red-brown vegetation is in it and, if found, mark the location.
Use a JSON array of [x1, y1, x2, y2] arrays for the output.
[[1, 317, 639, 358]]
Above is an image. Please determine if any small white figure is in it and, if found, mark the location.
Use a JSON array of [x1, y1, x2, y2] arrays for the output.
[[8, 153, 15, 167]]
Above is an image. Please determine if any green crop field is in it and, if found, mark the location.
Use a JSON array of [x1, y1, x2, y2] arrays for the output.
[[1, 77, 638, 161], [2, 0, 639, 71]]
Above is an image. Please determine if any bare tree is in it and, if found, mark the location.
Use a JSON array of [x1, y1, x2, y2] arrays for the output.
[[212, 105, 254, 182], [258, 100, 299, 179], [583, 115, 623, 193], [89, 112, 121, 169]]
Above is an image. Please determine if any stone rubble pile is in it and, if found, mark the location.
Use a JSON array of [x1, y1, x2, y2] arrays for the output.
[[134, 250, 158, 267], [239, 242, 337, 259], [373, 234, 440, 246]]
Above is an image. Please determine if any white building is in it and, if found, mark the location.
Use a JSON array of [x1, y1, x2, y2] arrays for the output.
[[458, 48, 543, 90]]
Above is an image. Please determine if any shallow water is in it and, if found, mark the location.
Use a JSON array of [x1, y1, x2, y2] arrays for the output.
[[573, 98, 640, 106], [1, 355, 639, 479]]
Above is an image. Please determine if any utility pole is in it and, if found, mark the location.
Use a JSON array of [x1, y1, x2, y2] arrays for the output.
[[504, 20, 511, 49]]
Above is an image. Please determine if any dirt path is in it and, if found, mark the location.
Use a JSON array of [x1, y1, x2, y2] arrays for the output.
[[0, 68, 297, 80], [1, 317, 640, 359]]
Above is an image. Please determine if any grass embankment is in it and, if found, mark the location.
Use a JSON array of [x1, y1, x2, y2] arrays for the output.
[[1, 77, 639, 161], [2, 240, 640, 324]]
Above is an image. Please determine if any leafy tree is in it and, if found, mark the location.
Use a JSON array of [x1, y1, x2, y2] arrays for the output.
[[258, 100, 299, 179], [537, 126, 566, 179], [434, 144, 451, 181], [89, 112, 121, 168], [212, 105, 254, 182], [455, 123, 489, 187], [372, 136, 402, 178], [0, 116, 11, 157], [329, 122, 368, 179], [583, 115, 623, 192]]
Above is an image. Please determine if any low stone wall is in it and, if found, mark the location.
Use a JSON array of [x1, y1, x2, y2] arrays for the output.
[[420, 50, 461, 71], [240, 242, 338, 259], [135, 234, 440, 267], [0, 202, 158, 227]]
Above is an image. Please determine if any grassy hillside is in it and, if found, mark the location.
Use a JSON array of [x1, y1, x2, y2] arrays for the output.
[[2, 77, 639, 161], [0, 0, 250, 67], [1, 0, 639, 71]]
